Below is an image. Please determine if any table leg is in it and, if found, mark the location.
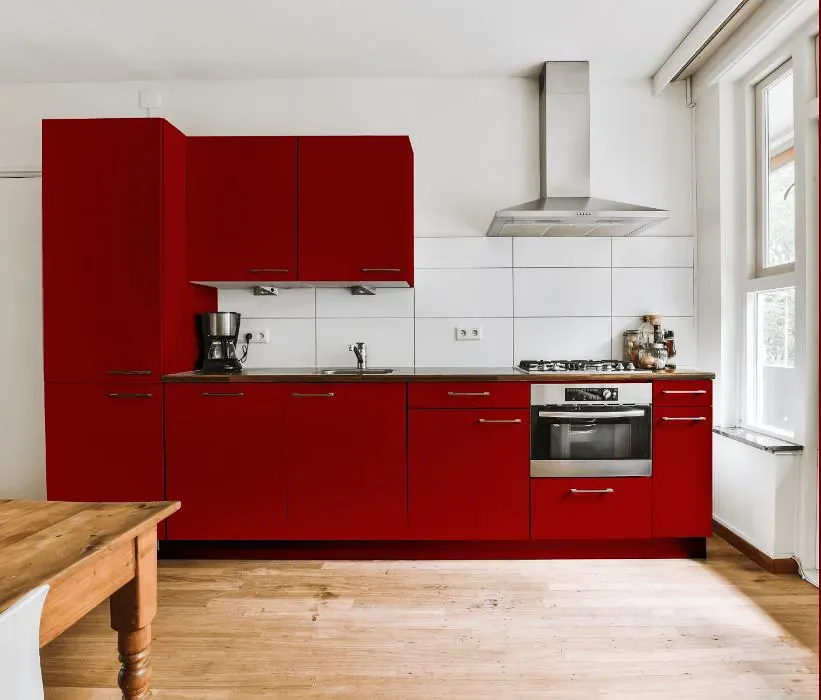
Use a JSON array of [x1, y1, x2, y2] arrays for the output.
[[110, 528, 158, 699]]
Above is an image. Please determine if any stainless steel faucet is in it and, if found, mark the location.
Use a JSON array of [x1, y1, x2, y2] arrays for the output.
[[349, 342, 368, 370]]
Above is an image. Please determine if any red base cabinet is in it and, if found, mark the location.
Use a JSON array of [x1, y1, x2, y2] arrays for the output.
[[408, 409, 530, 540], [652, 406, 713, 538], [44, 383, 164, 503], [531, 478, 652, 540], [165, 384, 287, 540], [284, 384, 407, 540]]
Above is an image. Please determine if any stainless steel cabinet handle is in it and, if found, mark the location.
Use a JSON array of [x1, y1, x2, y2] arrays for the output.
[[248, 268, 289, 273], [539, 410, 645, 419], [661, 389, 707, 395], [569, 488, 614, 494], [477, 418, 522, 424], [108, 393, 153, 399], [107, 370, 151, 376], [660, 416, 707, 422], [361, 268, 401, 272], [201, 392, 244, 397], [292, 392, 335, 398], [448, 391, 491, 397]]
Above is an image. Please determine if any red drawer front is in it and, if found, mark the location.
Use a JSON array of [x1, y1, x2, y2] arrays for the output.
[[531, 478, 652, 540], [408, 382, 529, 409], [653, 381, 712, 407]]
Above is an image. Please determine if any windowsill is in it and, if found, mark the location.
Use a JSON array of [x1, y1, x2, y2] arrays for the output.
[[713, 426, 804, 454]]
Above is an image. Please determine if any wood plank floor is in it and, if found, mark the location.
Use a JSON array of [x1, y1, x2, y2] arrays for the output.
[[42, 536, 818, 699]]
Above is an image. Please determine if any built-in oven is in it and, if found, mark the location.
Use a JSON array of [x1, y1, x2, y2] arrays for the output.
[[530, 383, 652, 477]]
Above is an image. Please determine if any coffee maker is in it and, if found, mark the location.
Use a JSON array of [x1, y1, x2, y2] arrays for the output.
[[200, 312, 243, 373]]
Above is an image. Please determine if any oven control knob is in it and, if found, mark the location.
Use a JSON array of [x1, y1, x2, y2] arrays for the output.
[[602, 389, 613, 400], [626, 363, 635, 371], [615, 362, 624, 371]]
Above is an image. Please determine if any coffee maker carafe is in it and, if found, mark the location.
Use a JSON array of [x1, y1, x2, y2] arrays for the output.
[[200, 312, 243, 373]]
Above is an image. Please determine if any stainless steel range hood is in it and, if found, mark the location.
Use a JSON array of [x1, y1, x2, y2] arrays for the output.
[[487, 62, 670, 237]]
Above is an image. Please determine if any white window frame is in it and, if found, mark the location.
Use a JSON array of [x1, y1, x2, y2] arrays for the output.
[[754, 59, 796, 278]]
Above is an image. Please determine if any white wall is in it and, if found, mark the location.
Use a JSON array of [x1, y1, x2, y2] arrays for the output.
[[223, 236, 695, 368], [0, 74, 692, 496]]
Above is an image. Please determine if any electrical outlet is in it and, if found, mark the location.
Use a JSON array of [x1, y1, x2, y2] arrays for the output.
[[244, 329, 269, 344], [455, 326, 483, 341]]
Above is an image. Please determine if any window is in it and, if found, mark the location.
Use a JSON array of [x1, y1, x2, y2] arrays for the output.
[[746, 61, 798, 437], [755, 61, 796, 273]]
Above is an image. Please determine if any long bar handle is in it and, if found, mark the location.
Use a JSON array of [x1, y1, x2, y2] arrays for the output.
[[361, 268, 401, 272], [661, 390, 707, 394], [477, 418, 522, 424], [660, 416, 707, 422], [201, 392, 245, 397], [107, 370, 151, 376], [108, 393, 153, 399], [448, 391, 491, 397], [292, 392, 335, 398], [569, 488, 614, 494], [248, 268, 289, 273], [539, 410, 646, 419]]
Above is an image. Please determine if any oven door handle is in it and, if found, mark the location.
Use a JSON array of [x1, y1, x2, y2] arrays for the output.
[[538, 410, 646, 419]]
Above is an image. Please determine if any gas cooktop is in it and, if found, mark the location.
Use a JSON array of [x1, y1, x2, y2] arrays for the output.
[[516, 359, 648, 374]]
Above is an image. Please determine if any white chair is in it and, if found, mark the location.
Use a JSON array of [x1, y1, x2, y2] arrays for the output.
[[0, 584, 49, 700]]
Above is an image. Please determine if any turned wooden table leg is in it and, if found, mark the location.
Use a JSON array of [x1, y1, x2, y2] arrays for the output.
[[110, 528, 158, 699]]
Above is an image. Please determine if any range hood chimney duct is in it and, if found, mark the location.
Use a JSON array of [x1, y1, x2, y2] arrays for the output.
[[487, 61, 670, 237]]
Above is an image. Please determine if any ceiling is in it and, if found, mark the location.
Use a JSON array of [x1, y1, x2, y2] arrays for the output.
[[0, 0, 714, 83]]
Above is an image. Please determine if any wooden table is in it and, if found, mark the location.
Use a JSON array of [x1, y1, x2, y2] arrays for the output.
[[0, 499, 180, 699]]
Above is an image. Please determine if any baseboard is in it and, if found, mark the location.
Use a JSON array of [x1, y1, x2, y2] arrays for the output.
[[712, 519, 799, 574]]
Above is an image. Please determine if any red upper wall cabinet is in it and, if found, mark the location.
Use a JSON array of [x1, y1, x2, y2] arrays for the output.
[[42, 118, 214, 383], [187, 137, 298, 283], [297, 136, 414, 286]]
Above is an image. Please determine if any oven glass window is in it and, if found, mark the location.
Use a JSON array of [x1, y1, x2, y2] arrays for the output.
[[531, 405, 651, 461]]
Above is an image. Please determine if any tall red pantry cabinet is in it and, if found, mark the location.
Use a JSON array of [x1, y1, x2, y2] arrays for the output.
[[42, 118, 215, 506]]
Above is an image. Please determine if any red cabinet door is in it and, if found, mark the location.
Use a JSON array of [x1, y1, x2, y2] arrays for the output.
[[653, 381, 712, 407], [42, 119, 164, 383], [652, 406, 713, 537], [531, 478, 651, 540], [408, 409, 530, 540], [285, 383, 407, 539], [45, 383, 164, 503], [165, 384, 287, 540], [298, 136, 413, 285], [187, 137, 298, 282]]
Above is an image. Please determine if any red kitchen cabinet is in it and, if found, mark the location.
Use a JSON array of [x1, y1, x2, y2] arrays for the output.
[[165, 384, 287, 540], [653, 381, 712, 408], [42, 118, 214, 383], [187, 137, 298, 283], [44, 383, 164, 503], [408, 409, 530, 540], [408, 382, 529, 409], [531, 478, 651, 540], [652, 406, 713, 537], [298, 136, 413, 285], [285, 383, 407, 539]]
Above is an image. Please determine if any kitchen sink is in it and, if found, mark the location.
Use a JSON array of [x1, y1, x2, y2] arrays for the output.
[[318, 368, 395, 375]]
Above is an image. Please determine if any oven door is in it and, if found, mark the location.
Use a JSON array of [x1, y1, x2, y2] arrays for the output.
[[530, 404, 652, 477]]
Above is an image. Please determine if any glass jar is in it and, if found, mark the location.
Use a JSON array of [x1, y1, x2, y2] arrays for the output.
[[622, 330, 640, 364], [651, 342, 668, 370], [637, 314, 661, 347]]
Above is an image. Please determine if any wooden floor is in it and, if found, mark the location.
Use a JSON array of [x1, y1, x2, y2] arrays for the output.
[[42, 537, 818, 699]]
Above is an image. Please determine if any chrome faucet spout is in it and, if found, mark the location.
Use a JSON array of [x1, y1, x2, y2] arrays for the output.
[[348, 342, 368, 370]]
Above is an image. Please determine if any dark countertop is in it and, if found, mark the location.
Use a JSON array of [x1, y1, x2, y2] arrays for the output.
[[163, 367, 716, 383]]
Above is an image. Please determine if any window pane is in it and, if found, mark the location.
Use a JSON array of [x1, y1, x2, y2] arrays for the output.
[[752, 287, 796, 435], [763, 70, 795, 268]]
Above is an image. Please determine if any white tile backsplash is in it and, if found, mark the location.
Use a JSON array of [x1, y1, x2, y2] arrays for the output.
[[514, 317, 612, 361], [219, 287, 316, 318], [239, 318, 316, 368], [513, 268, 611, 317], [415, 318, 513, 367], [316, 287, 414, 318], [612, 237, 694, 268], [415, 237, 512, 268], [414, 268, 513, 318], [611, 267, 694, 317], [513, 238, 611, 268], [221, 236, 697, 368], [316, 318, 414, 367]]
